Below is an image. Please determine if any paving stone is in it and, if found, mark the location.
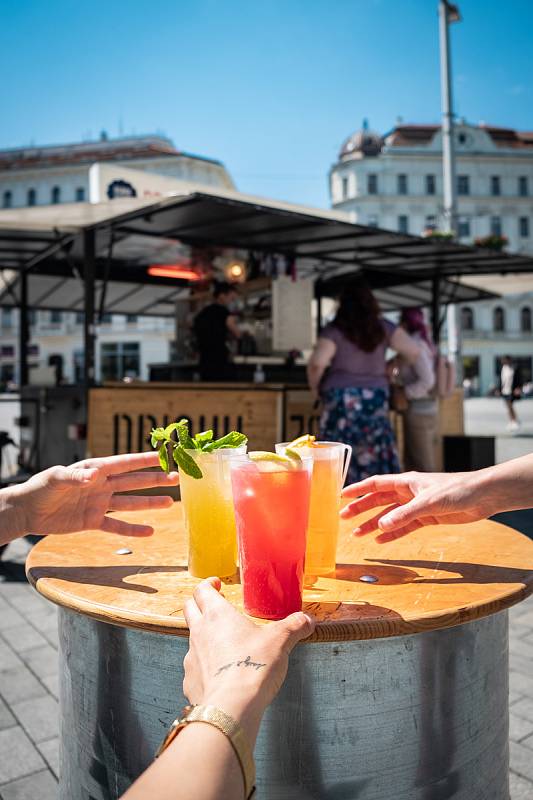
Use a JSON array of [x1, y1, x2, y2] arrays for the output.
[[41, 625, 59, 650], [510, 696, 533, 724], [28, 610, 58, 636], [41, 672, 59, 700], [509, 691, 523, 706], [520, 730, 533, 750], [9, 592, 50, 618], [509, 670, 533, 699], [0, 665, 47, 705], [0, 608, 25, 633], [37, 738, 59, 779], [11, 695, 58, 744], [0, 768, 57, 799], [511, 610, 533, 628], [0, 726, 45, 783], [510, 770, 533, 800], [510, 637, 533, 661], [20, 644, 58, 680], [510, 740, 533, 783], [0, 638, 23, 671], [1, 623, 49, 654], [509, 653, 533, 678], [0, 695, 15, 731], [509, 712, 533, 743]]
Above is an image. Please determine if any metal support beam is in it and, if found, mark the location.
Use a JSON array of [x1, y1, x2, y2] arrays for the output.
[[431, 275, 441, 346], [83, 229, 96, 388], [18, 270, 29, 387]]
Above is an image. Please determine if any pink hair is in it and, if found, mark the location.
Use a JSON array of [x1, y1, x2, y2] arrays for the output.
[[400, 307, 435, 353]]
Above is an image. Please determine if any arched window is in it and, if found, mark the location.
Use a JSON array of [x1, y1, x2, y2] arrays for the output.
[[2, 190, 12, 208], [493, 306, 505, 332], [521, 307, 532, 333], [51, 186, 61, 204], [461, 306, 474, 331], [27, 188, 36, 206], [75, 187, 85, 202]]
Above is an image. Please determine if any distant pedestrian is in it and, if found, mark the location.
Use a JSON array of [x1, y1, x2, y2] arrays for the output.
[[500, 355, 522, 432]]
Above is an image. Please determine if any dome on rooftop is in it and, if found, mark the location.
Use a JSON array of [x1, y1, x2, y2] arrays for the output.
[[339, 121, 382, 159]]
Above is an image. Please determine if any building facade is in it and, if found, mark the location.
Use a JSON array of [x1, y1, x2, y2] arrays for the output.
[[330, 120, 533, 393], [0, 134, 235, 385]]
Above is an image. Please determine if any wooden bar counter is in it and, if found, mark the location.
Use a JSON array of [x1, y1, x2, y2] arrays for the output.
[[27, 506, 533, 799]]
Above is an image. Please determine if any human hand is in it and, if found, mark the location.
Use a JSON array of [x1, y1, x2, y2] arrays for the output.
[[13, 452, 178, 537], [183, 578, 315, 740], [340, 470, 487, 542]]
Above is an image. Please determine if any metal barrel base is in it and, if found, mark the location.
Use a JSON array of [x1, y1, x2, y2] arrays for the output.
[[59, 609, 509, 800]]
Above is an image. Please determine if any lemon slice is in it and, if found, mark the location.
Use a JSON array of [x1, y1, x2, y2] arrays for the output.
[[285, 447, 302, 464], [290, 434, 316, 448], [249, 451, 293, 472]]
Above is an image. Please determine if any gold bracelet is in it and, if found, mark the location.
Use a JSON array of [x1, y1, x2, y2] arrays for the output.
[[156, 704, 256, 799]]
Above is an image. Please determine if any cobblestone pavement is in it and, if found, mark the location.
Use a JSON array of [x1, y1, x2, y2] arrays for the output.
[[1, 538, 533, 799]]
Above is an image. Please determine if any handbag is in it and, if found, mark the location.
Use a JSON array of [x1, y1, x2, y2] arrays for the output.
[[390, 383, 408, 413]]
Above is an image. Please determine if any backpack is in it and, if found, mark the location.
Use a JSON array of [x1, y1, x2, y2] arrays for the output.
[[435, 354, 456, 398]]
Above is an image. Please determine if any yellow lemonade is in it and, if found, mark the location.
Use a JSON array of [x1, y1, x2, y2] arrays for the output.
[[276, 441, 351, 576], [179, 449, 244, 579]]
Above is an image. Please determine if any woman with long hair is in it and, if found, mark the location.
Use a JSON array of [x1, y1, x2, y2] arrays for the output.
[[396, 307, 438, 472], [307, 281, 419, 484]]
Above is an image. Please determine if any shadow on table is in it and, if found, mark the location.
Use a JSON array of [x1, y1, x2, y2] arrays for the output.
[[27, 564, 187, 594], [335, 562, 419, 585], [365, 558, 533, 586]]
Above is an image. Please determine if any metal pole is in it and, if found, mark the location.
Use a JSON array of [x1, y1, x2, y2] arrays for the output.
[[83, 229, 96, 387], [439, 0, 458, 235], [18, 271, 29, 387], [431, 275, 441, 346]]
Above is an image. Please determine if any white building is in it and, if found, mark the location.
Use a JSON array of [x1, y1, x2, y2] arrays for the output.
[[0, 134, 235, 385], [330, 120, 533, 393]]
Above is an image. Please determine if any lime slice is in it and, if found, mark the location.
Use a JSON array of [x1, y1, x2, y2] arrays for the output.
[[285, 447, 302, 464], [249, 451, 293, 472], [290, 434, 316, 448]]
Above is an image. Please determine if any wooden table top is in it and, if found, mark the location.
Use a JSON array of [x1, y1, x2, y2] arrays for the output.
[[26, 504, 533, 642]]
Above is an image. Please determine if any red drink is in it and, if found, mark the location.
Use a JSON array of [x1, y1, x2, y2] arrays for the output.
[[231, 455, 312, 619]]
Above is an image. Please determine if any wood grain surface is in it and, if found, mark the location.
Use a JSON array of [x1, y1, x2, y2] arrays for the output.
[[26, 504, 533, 642]]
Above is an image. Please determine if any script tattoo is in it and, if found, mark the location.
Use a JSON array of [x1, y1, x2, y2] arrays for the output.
[[216, 655, 267, 676]]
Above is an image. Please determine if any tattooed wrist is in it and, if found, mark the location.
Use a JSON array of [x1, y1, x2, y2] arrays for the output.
[[215, 655, 267, 676]]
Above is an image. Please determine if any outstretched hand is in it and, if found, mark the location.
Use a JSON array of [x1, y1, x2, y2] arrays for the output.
[[13, 452, 178, 538], [340, 471, 486, 542], [183, 578, 315, 730]]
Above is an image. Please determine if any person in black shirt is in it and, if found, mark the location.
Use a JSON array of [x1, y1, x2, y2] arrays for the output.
[[193, 282, 241, 381]]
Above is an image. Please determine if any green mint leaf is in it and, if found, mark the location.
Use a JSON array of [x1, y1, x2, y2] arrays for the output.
[[209, 431, 248, 451], [151, 428, 166, 448], [158, 444, 170, 473], [173, 445, 203, 479], [195, 430, 214, 448], [163, 422, 180, 438], [176, 419, 197, 450]]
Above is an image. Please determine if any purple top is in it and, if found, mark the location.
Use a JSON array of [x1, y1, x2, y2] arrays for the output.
[[320, 319, 396, 393]]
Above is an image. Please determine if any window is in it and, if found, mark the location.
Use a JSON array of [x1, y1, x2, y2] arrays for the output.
[[458, 132, 467, 144], [493, 306, 505, 332], [367, 174, 378, 195], [75, 312, 84, 324], [27, 344, 39, 356], [75, 187, 85, 202], [519, 217, 530, 237], [100, 313, 112, 324], [519, 176, 528, 197], [426, 175, 436, 195], [51, 186, 61, 204], [457, 175, 470, 195], [398, 215, 409, 234], [126, 314, 138, 324], [28, 309, 37, 326], [397, 174, 408, 195], [100, 342, 140, 381], [2, 309, 13, 328], [490, 176, 501, 196], [461, 307, 474, 331], [341, 177, 349, 200], [425, 214, 437, 231], [27, 188, 37, 206], [73, 350, 84, 383], [367, 215, 379, 227], [2, 190, 12, 208], [490, 216, 502, 236], [521, 307, 532, 333], [50, 310, 62, 324], [457, 217, 470, 238], [0, 345, 15, 357]]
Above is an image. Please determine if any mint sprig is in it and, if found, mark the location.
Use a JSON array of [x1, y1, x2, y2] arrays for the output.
[[150, 419, 247, 479]]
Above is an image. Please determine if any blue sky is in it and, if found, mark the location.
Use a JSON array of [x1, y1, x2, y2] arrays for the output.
[[1, 0, 532, 207]]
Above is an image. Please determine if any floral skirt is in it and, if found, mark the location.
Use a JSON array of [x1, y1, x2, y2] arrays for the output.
[[320, 387, 400, 485]]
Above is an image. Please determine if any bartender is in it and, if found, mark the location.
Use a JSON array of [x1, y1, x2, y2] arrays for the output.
[[193, 281, 241, 380]]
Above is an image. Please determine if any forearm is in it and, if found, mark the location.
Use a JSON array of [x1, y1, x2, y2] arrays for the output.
[[473, 453, 533, 516], [307, 363, 324, 394], [0, 485, 26, 545], [122, 692, 263, 800]]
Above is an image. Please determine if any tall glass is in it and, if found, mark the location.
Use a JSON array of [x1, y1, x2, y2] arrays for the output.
[[276, 441, 352, 576], [231, 455, 312, 619], [179, 446, 246, 579]]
